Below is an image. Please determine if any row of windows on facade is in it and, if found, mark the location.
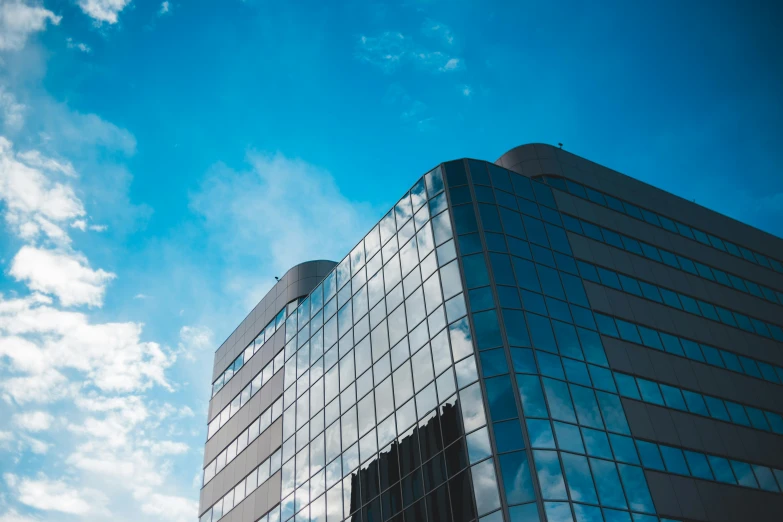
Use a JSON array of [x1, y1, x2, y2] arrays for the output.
[[441, 164, 783, 339], [539, 174, 783, 275], [204, 230, 462, 482], [207, 204, 782, 491], [201, 260, 498, 520], [212, 298, 302, 397], [574, 260, 783, 363], [451, 160, 783, 313], [251, 502, 684, 522], [199, 289, 783, 522], [466, 242, 783, 387], [440, 181, 783, 387], [450, 223, 783, 435], [204, 233, 783, 516], [208, 349, 284, 440], [562, 215, 783, 336], [206, 286, 783, 491], [201, 256, 776, 520], [205, 161, 780, 520], [445, 194, 783, 514], [243, 168, 514, 522]]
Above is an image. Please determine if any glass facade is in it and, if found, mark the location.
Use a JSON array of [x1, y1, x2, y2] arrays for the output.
[[200, 148, 783, 522]]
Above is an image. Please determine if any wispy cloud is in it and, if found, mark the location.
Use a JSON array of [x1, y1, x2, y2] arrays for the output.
[[0, 86, 25, 130], [5, 473, 110, 516], [422, 19, 454, 46], [190, 151, 380, 309], [0, 0, 61, 51], [66, 37, 92, 53], [158, 1, 170, 16], [0, 34, 196, 522], [78, 0, 132, 25], [12, 411, 54, 432], [356, 27, 464, 74], [385, 83, 436, 131]]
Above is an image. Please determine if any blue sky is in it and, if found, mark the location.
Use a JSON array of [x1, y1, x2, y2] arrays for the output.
[[0, 1, 781, 521]]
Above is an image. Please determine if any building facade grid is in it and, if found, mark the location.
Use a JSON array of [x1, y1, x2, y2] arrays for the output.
[[199, 144, 783, 522]]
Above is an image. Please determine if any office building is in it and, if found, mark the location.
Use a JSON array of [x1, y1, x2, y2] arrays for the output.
[[199, 143, 783, 522]]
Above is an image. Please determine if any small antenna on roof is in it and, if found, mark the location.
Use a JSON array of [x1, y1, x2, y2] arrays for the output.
[[558, 143, 563, 149]]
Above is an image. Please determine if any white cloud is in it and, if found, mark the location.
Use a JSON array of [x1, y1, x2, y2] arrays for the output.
[[158, 1, 170, 15], [12, 411, 53, 432], [22, 436, 49, 454], [66, 37, 92, 53], [0, 25, 195, 522], [191, 152, 378, 283], [10, 474, 108, 515], [461, 84, 472, 97], [0, 138, 91, 244], [178, 325, 213, 360], [0, 368, 71, 404], [0, 86, 26, 130], [0, 0, 61, 51], [356, 31, 463, 74], [0, 509, 42, 522], [140, 493, 196, 522], [15, 149, 77, 177], [0, 294, 175, 401], [145, 440, 189, 456], [10, 246, 116, 307], [439, 57, 461, 71], [71, 219, 87, 230], [422, 20, 454, 45], [356, 32, 408, 72], [78, 0, 132, 25], [0, 431, 13, 452]]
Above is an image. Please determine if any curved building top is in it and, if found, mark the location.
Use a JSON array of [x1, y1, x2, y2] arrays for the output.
[[213, 259, 336, 375], [496, 143, 783, 260]]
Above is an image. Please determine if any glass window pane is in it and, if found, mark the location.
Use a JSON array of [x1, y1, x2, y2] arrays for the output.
[[730, 460, 759, 488], [582, 428, 612, 459], [517, 375, 548, 418], [589, 458, 627, 509], [471, 459, 502, 515], [460, 382, 487, 432], [659, 446, 689, 475], [636, 440, 664, 471], [485, 375, 518, 421], [466, 427, 492, 464], [553, 421, 584, 454], [533, 450, 568, 500], [499, 451, 537, 505], [527, 419, 556, 449], [542, 378, 576, 423], [562, 452, 598, 504], [618, 464, 654, 513], [494, 419, 525, 453]]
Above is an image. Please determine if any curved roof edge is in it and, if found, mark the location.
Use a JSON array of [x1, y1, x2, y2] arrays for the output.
[[278, 259, 338, 282], [495, 143, 561, 169], [213, 259, 337, 359]]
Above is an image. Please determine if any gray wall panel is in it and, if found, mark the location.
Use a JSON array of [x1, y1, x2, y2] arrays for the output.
[[199, 417, 282, 512], [204, 370, 284, 465], [586, 281, 783, 367], [603, 336, 783, 412], [623, 399, 783, 468], [497, 143, 783, 260], [568, 231, 783, 326]]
